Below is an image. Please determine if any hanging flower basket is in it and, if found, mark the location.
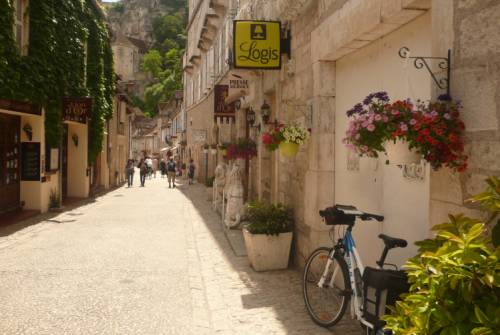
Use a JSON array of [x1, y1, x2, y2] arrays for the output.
[[384, 139, 421, 165], [262, 123, 309, 158], [343, 92, 468, 172], [226, 138, 257, 160], [279, 142, 300, 158]]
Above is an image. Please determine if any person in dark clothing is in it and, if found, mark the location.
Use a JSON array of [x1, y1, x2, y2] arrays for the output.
[[160, 159, 167, 178], [166, 157, 176, 188], [138, 158, 148, 187], [125, 159, 135, 187], [188, 159, 195, 185]]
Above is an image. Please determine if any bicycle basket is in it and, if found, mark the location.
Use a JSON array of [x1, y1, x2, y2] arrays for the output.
[[362, 267, 409, 331], [320, 207, 355, 226]]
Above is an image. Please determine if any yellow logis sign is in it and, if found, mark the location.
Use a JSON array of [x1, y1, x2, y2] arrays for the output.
[[233, 20, 281, 69]]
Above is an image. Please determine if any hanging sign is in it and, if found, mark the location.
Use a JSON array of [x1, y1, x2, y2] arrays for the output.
[[62, 98, 92, 124], [214, 85, 235, 120], [0, 99, 41, 115], [233, 20, 281, 69]]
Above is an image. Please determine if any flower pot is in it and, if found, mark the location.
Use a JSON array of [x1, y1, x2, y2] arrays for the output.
[[384, 139, 421, 165], [243, 229, 293, 271], [220, 149, 227, 156], [279, 142, 299, 158]]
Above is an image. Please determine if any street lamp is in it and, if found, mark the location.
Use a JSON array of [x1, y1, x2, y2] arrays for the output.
[[246, 108, 256, 126], [261, 101, 271, 124]]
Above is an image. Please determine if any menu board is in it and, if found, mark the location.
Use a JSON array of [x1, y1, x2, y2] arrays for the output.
[[21, 142, 41, 181]]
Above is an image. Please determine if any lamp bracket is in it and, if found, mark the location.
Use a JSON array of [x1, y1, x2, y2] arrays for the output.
[[398, 47, 451, 97]]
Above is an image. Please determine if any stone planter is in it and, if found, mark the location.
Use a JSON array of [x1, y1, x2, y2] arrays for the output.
[[384, 139, 421, 165], [243, 228, 293, 271], [279, 141, 299, 158]]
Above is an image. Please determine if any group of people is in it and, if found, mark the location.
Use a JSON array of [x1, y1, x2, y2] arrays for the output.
[[125, 156, 196, 188]]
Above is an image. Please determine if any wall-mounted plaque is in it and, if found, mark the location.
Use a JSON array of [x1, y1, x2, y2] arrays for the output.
[[62, 97, 92, 124], [21, 142, 41, 181]]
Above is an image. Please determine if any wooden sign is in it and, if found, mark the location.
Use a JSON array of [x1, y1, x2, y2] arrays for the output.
[[21, 142, 41, 181], [0, 99, 41, 115], [214, 85, 235, 120], [62, 98, 92, 124]]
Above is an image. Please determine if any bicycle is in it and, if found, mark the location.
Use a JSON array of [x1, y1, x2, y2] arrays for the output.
[[302, 204, 408, 334]]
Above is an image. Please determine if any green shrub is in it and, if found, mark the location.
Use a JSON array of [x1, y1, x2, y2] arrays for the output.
[[205, 176, 215, 187], [245, 201, 293, 236], [383, 179, 500, 335], [49, 189, 60, 209]]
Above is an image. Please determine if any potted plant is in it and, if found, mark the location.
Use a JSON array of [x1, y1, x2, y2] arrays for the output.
[[343, 92, 468, 171], [243, 201, 294, 271], [262, 123, 310, 158], [210, 144, 218, 155], [202, 143, 209, 154], [226, 138, 257, 160], [218, 143, 228, 157]]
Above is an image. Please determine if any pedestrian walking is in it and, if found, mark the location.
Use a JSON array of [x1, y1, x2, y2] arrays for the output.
[[145, 156, 153, 179], [152, 158, 158, 178], [125, 159, 135, 187], [138, 158, 148, 187], [181, 162, 187, 179], [160, 158, 166, 178], [188, 159, 195, 185], [167, 157, 176, 188]]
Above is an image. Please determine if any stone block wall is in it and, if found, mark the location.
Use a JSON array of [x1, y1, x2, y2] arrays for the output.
[[429, 0, 500, 227]]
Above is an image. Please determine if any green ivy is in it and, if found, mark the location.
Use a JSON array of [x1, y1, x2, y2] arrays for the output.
[[0, 0, 114, 163]]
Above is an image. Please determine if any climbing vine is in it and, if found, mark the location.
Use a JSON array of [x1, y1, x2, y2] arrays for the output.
[[0, 0, 114, 163]]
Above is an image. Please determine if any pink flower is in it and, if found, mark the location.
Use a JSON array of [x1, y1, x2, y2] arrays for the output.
[[374, 114, 382, 121], [367, 124, 376, 132], [444, 113, 451, 120], [391, 110, 400, 116], [400, 124, 408, 132], [382, 115, 389, 122], [430, 110, 438, 117], [410, 119, 417, 125]]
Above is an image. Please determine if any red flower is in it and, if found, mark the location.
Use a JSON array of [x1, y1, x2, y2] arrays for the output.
[[262, 133, 273, 145]]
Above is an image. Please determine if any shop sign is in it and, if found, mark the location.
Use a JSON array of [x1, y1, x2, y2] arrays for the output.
[[62, 97, 92, 124], [233, 20, 281, 69], [0, 99, 41, 115], [214, 85, 235, 120], [229, 78, 249, 89]]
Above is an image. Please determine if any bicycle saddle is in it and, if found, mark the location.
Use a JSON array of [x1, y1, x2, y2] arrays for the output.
[[378, 234, 407, 249]]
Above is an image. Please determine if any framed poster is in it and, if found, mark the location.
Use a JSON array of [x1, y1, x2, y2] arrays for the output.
[[21, 142, 41, 181]]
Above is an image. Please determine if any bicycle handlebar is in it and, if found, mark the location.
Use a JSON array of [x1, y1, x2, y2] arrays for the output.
[[319, 205, 384, 224]]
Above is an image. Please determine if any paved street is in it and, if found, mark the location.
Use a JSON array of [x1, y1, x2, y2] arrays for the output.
[[0, 176, 361, 335]]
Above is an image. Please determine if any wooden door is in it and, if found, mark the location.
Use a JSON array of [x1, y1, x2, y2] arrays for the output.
[[0, 114, 21, 213]]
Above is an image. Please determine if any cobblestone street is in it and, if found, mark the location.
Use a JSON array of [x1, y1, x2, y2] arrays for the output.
[[0, 176, 362, 335]]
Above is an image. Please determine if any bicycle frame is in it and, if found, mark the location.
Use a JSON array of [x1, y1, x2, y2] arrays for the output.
[[317, 229, 376, 330]]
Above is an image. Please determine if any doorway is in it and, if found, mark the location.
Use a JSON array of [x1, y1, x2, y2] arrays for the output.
[[0, 113, 21, 213], [62, 124, 68, 200]]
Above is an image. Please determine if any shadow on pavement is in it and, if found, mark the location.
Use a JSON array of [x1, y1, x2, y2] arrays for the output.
[[177, 181, 361, 334]]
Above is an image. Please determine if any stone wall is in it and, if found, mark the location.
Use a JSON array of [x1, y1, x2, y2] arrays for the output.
[[429, 0, 500, 227]]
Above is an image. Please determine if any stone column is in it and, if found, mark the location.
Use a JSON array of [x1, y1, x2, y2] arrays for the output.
[[295, 60, 336, 266]]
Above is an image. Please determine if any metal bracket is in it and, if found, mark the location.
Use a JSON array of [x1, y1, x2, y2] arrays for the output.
[[398, 47, 451, 97]]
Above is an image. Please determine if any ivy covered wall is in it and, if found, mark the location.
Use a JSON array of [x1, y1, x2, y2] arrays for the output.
[[0, 0, 114, 163]]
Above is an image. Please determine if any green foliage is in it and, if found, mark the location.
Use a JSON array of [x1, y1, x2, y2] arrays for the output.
[[111, 2, 125, 13], [469, 176, 500, 247], [49, 189, 60, 209], [0, 0, 114, 162], [383, 182, 500, 335], [138, 5, 186, 116], [245, 202, 294, 236]]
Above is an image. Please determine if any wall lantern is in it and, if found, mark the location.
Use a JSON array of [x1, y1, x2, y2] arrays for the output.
[[23, 123, 33, 141], [72, 133, 79, 147], [246, 108, 256, 126], [261, 101, 271, 124]]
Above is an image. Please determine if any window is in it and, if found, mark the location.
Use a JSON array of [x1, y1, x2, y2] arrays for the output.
[[13, 0, 29, 55]]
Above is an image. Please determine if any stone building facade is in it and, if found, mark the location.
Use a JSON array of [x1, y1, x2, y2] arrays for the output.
[[183, 0, 500, 268]]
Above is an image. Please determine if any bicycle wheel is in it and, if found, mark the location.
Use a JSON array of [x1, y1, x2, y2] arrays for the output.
[[303, 247, 350, 327]]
